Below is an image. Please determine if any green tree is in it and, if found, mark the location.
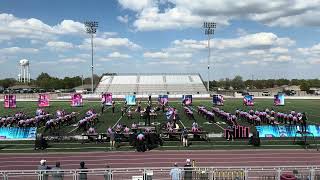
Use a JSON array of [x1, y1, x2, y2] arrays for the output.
[[231, 75, 245, 90]]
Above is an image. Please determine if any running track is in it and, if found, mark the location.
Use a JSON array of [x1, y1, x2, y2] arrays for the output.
[[0, 149, 320, 170]]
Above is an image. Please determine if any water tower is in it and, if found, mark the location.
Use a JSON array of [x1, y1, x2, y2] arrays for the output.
[[18, 59, 30, 83]]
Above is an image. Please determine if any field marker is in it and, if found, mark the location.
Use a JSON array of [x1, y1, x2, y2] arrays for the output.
[[179, 120, 186, 128], [151, 122, 160, 126], [68, 126, 78, 134], [112, 106, 131, 128], [216, 122, 226, 125], [214, 122, 225, 130]]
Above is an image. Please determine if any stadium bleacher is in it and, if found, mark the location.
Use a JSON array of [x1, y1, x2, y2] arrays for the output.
[[95, 73, 207, 95]]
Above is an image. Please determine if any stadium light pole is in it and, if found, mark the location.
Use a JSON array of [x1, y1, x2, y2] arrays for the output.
[[203, 22, 216, 92], [84, 21, 98, 94]]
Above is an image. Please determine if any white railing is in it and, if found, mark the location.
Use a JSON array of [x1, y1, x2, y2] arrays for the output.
[[0, 166, 319, 180]]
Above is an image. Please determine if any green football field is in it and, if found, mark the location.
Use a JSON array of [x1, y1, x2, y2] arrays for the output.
[[0, 98, 319, 136]]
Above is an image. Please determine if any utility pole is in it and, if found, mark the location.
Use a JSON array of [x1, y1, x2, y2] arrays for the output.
[[84, 21, 98, 93], [203, 22, 216, 92]]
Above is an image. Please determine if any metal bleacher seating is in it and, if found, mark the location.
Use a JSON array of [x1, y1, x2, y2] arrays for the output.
[[95, 73, 207, 95]]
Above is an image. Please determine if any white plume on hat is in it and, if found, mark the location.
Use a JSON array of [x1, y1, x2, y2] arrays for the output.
[[40, 159, 46, 165], [186, 159, 191, 163]]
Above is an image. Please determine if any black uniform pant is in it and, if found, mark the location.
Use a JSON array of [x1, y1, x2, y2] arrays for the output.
[[145, 115, 151, 126]]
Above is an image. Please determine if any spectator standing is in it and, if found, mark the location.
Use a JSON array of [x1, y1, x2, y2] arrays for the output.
[[182, 128, 188, 147], [104, 165, 112, 180], [51, 162, 64, 180], [184, 159, 193, 180], [79, 161, 88, 180], [37, 159, 50, 180], [170, 163, 181, 180]]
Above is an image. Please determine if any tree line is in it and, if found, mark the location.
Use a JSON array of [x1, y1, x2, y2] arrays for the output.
[[210, 76, 320, 91], [0, 73, 101, 90], [0, 74, 319, 91]]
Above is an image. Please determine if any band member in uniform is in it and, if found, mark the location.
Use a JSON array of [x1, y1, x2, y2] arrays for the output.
[[101, 95, 106, 114], [145, 105, 151, 126], [137, 101, 141, 112], [136, 130, 145, 152], [182, 128, 188, 147], [148, 95, 152, 105], [112, 101, 115, 115], [301, 112, 308, 133]]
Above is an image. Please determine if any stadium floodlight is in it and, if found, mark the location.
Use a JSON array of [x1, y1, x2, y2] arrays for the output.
[[84, 21, 98, 93], [203, 21, 216, 92]]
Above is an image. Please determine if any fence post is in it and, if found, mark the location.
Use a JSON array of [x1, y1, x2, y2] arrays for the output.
[[244, 168, 248, 180], [3, 172, 7, 180], [277, 168, 281, 180], [73, 170, 77, 180], [210, 168, 214, 180], [143, 168, 146, 180], [310, 168, 315, 180]]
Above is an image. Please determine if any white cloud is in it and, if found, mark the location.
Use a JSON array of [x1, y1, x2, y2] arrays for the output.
[[98, 57, 112, 62], [148, 60, 190, 65], [144, 51, 169, 59], [171, 33, 295, 53], [0, 47, 39, 54], [100, 32, 118, 38], [133, 7, 229, 31], [310, 59, 320, 64], [30, 40, 42, 45], [53, 20, 85, 34], [108, 52, 131, 58], [276, 55, 292, 62], [173, 53, 192, 58], [156, 31, 300, 68], [213, 32, 294, 49], [0, 13, 85, 42], [37, 61, 57, 65], [172, 39, 207, 52], [118, 0, 154, 11], [241, 60, 259, 65], [269, 47, 289, 54], [143, 51, 192, 59], [117, 15, 129, 24], [59, 58, 86, 63], [248, 50, 266, 55], [298, 43, 320, 55], [79, 37, 140, 50], [46, 41, 74, 51], [118, 0, 320, 31]]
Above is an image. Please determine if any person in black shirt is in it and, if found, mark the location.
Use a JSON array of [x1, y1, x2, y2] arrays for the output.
[[184, 159, 192, 180], [112, 101, 115, 115], [148, 95, 152, 105], [301, 112, 308, 133], [79, 161, 88, 180], [123, 101, 128, 114], [145, 105, 151, 126], [101, 98, 106, 114], [182, 128, 188, 147], [137, 101, 141, 112]]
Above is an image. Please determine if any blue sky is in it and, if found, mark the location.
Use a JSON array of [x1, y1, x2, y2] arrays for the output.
[[0, 0, 320, 80]]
